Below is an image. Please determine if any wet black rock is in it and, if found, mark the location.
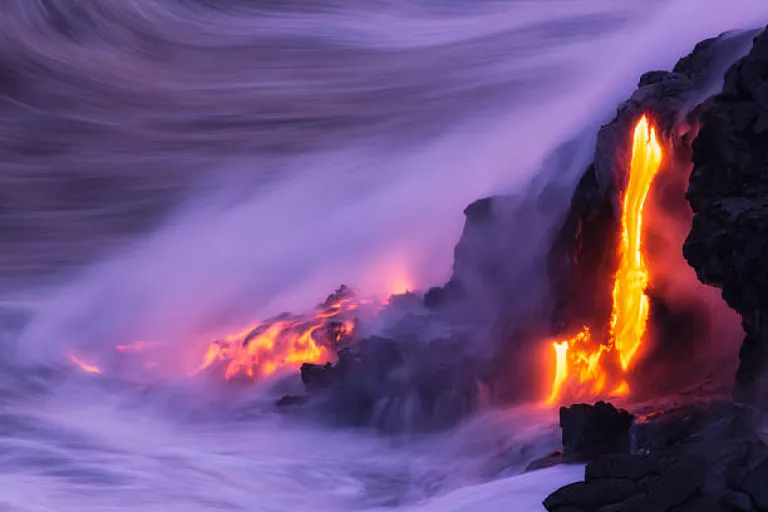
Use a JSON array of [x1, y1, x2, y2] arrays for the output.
[[300, 362, 338, 392], [275, 395, 306, 407], [284, 335, 487, 433], [434, 190, 566, 333], [560, 402, 634, 462], [585, 454, 665, 482], [544, 401, 768, 512], [424, 137, 597, 403], [544, 479, 638, 511], [684, 27, 768, 405]]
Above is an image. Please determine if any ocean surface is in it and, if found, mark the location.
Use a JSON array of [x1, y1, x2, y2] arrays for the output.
[[2, 1, 768, 510]]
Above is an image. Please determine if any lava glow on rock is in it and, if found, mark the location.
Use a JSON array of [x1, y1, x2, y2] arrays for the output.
[[67, 118, 662, 409], [546, 115, 663, 405], [196, 286, 363, 380], [68, 279, 406, 381]]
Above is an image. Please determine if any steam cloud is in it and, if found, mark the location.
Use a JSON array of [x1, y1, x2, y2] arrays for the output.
[[6, 0, 768, 377]]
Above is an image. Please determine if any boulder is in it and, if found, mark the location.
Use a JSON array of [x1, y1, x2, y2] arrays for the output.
[[543, 479, 638, 511], [560, 401, 634, 462], [545, 400, 767, 512], [585, 454, 665, 482]]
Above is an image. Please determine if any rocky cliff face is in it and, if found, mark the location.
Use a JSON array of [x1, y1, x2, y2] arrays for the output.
[[685, 28, 768, 405], [280, 29, 764, 432], [426, 28, 758, 402], [549, 29, 756, 389]]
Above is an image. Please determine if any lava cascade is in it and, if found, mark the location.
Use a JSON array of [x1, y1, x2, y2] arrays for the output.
[[546, 115, 663, 405]]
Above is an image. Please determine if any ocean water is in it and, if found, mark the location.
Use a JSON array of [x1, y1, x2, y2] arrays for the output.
[[2, 0, 768, 510]]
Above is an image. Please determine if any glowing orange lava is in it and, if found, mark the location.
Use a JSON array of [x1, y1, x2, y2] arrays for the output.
[[611, 115, 663, 370], [69, 354, 102, 375], [196, 286, 362, 380], [67, 285, 402, 380], [546, 115, 663, 405]]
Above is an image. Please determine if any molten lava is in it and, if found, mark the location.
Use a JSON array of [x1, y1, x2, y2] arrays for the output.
[[611, 115, 664, 370], [196, 286, 363, 380], [67, 285, 396, 381], [546, 115, 663, 405]]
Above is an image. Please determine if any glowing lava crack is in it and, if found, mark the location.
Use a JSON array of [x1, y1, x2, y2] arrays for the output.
[[546, 115, 663, 405]]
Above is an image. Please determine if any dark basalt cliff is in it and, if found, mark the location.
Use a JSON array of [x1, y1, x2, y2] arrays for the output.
[[550, 28, 756, 392], [685, 28, 768, 405], [544, 400, 768, 512], [543, 26, 768, 512], [280, 29, 763, 432]]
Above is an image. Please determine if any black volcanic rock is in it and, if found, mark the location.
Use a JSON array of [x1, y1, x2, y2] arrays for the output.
[[300, 362, 338, 392], [423, 32, 757, 403], [275, 28, 762, 436], [275, 395, 306, 407], [549, 29, 757, 346], [543, 479, 638, 511], [545, 400, 767, 512], [424, 136, 599, 402], [436, 191, 563, 331], [560, 402, 635, 462], [684, 27, 768, 405], [285, 335, 487, 433], [585, 454, 665, 482]]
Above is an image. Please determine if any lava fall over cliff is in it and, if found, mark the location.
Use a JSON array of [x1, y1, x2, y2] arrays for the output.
[[547, 114, 663, 405]]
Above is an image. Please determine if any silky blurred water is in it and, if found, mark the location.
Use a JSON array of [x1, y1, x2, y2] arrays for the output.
[[2, 0, 768, 510]]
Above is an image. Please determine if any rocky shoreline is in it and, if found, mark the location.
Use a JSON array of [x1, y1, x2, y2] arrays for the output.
[[542, 25, 768, 512], [273, 24, 768, 509], [542, 399, 767, 512]]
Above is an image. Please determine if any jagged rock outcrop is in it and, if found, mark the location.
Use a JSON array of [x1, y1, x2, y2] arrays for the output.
[[684, 27, 768, 405], [420, 28, 751, 401], [560, 402, 635, 462], [544, 401, 767, 512], [277, 29, 761, 432], [423, 136, 597, 402], [551, 29, 757, 346], [283, 335, 487, 433]]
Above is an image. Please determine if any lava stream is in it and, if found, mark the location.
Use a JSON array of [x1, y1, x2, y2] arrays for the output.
[[546, 115, 663, 405], [196, 286, 364, 380], [611, 115, 663, 370]]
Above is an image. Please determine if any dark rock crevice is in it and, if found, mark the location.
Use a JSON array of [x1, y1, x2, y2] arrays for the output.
[[684, 27, 768, 405]]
